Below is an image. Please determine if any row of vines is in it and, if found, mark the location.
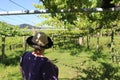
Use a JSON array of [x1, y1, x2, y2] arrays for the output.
[[1, 29, 120, 63], [0, 28, 120, 79]]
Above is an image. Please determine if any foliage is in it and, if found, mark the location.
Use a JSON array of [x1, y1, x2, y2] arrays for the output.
[[0, 21, 32, 63], [0, 41, 120, 79], [37, 0, 120, 35], [37, 15, 64, 29], [0, 21, 32, 37], [0, 31, 120, 79], [0, 22, 19, 37]]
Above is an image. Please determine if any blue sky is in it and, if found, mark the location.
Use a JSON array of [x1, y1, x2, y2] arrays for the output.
[[0, 0, 45, 26]]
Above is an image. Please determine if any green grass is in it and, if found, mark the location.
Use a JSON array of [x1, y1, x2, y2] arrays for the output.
[[0, 49, 23, 80], [0, 65, 21, 80], [0, 47, 93, 80], [0, 46, 120, 80], [0, 35, 120, 80]]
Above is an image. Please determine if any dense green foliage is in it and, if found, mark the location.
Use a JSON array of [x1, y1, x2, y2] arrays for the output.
[[0, 34, 120, 79], [35, 0, 120, 44], [0, 22, 18, 36]]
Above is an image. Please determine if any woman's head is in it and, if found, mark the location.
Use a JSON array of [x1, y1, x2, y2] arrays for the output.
[[26, 32, 53, 50]]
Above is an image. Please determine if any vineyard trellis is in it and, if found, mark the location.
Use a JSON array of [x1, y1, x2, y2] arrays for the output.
[[1, 29, 120, 63], [0, 7, 120, 16]]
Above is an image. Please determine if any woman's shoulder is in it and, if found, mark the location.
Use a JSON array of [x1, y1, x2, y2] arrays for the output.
[[21, 51, 32, 58], [40, 57, 50, 63], [42, 57, 57, 68]]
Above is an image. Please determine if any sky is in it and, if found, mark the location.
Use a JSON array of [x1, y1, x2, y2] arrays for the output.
[[0, 0, 45, 26]]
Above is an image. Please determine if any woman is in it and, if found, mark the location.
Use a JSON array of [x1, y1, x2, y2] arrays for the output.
[[20, 32, 59, 80]]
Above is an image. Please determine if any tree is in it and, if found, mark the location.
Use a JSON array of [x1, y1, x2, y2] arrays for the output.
[[101, 0, 115, 9], [34, 3, 65, 29], [39, 0, 120, 28], [38, 0, 120, 50], [0, 21, 20, 63], [40, 0, 101, 24]]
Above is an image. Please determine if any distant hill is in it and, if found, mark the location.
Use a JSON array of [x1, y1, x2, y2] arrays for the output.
[[19, 24, 38, 29], [19, 24, 54, 29]]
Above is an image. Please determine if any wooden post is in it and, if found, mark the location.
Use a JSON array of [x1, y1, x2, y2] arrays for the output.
[[111, 29, 114, 52], [1, 36, 5, 63], [79, 36, 84, 46], [97, 32, 100, 52], [23, 36, 27, 52], [87, 35, 90, 49]]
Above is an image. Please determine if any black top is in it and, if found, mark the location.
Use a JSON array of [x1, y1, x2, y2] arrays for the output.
[[20, 52, 58, 80]]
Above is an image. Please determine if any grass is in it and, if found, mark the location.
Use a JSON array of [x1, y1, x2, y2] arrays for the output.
[[46, 49, 79, 79], [0, 35, 120, 80], [0, 49, 23, 80], [0, 65, 21, 80], [0, 47, 93, 80]]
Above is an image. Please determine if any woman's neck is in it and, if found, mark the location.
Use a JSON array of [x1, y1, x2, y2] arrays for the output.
[[32, 49, 45, 57]]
